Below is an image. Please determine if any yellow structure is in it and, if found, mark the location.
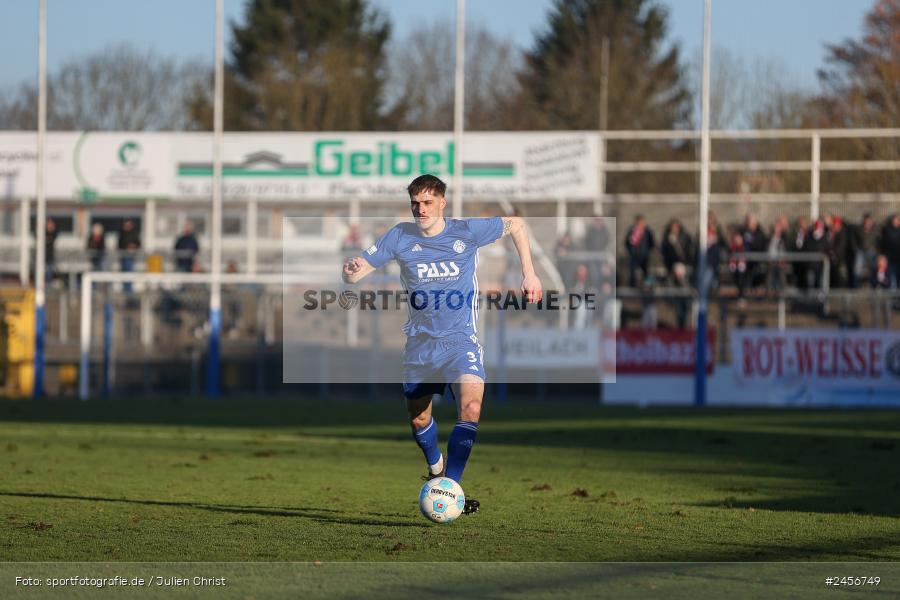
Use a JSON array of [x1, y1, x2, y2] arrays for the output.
[[145, 254, 164, 273], [0, 288, 35, 398]]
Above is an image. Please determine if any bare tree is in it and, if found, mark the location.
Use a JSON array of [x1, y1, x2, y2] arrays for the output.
[[814, 0, 900, 128], [691, 47, 811, 130], [387, 22, 522, 130], [810, 0, 900, 193], [0, 43, 210, 131]]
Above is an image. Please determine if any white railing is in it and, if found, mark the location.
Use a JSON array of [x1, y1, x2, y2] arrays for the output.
[[596, 127, 900, 219]]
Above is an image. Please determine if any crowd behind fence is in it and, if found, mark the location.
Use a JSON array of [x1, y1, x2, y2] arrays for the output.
[[556, 211, 900, 297], [13, 208, 900, 296]]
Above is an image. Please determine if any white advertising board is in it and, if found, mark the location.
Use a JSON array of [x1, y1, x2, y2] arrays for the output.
[[484, 327, 599, 368], [0, 131, 600, 201], [0, 132, 171, 201]]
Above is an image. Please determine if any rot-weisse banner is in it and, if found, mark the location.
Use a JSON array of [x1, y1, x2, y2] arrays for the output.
[[732, 329, 900, 390], [616, 329, 716, 374]]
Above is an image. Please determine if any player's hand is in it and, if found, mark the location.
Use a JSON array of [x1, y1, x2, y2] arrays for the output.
[[522, 271, 543, 304], [343, 257, 363, 279]]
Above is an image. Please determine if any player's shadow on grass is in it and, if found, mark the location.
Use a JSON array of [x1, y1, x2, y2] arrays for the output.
[[0, 490, 427, 529]]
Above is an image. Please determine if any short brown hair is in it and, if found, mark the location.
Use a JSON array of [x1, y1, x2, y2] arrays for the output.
[[407, 174, 446, 198]]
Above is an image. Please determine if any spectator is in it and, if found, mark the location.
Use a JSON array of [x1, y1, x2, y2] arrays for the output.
[[117, 219, 141, 292], [624, 214, 655, 288], [767, 218, 788, 291], [670, 262, 690, 330], [554, 232, 577, 289], [570, 263, 594, 330], [174, 222, 199, 272], [805, 219, 828, 289], [774, 214, 790, 233], [661, 219, 694, 280], [857, 213, 880, 285], [826, 215, 854, 288], [789, 216, 810, 289], [584, 217, 611, 289], [341, 224, 363, 252], [703, 211, 725, 291], [225, 260, 242, 335], [879, 214, 900, 287], [584, 217, 610, 254], [871, 254, 894, 289], [596, 258, 615, 297], [741, 214, 768, 291], [44, 218, 58, 283], [728, 230, 749, 297], [86, 223, 105, 271]]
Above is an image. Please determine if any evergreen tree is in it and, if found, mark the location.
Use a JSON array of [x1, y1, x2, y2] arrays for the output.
[[189, 0, 391, 130], [513, 0, 692, 130]]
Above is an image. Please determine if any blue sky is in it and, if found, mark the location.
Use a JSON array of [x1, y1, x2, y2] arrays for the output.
[[0, 0, 871, 92]]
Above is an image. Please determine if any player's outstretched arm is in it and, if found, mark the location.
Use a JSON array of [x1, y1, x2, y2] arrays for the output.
[[342, 256, 376, 284], [501, 216, 543, 303]]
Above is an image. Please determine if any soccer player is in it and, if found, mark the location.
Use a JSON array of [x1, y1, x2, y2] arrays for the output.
[[342, 174, 542, 515]]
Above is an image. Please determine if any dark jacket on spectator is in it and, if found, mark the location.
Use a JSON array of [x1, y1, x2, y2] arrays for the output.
[[805, 221, 828, 254], [826, 219, 856, 287], [742, 225, 768, 254], [860, 221, 880, 256], [661, 226, 694, 276], [174, 233, 199, 272], [45, 227, 57, 265], [624, 224, 655, 259], [86, 234, 105, 256], [584, 220, 610, 253], [705, 223, 725, 283], [880, 218, 900, 270], [118, 227, 141, 251]]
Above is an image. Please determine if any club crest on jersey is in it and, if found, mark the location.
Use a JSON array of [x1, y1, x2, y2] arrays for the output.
[[416, 261, 460, 279], [453, 240, 466, 253]]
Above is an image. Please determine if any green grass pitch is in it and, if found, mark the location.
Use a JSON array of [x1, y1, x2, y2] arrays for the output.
[[1, 398, 899, 563]]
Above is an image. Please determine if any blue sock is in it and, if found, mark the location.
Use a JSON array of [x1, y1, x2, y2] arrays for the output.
[[412, 417, 442, 472], [446, 421, 478, 483]]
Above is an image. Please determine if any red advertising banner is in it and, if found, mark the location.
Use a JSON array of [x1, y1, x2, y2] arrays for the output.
[[616, 329, 716, 374]]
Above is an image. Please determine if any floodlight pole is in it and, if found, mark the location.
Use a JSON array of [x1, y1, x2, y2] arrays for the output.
[[33, 0, 47, 398], [208, 0, 224, 397], [694, 0, 712, 407], [451, 0, 465, 218]]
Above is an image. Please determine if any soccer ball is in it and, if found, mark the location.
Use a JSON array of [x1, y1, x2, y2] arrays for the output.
[[418, 477, 465, 524]]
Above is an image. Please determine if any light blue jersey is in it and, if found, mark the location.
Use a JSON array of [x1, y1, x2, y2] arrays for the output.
[[364, 217, 504, 339]]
